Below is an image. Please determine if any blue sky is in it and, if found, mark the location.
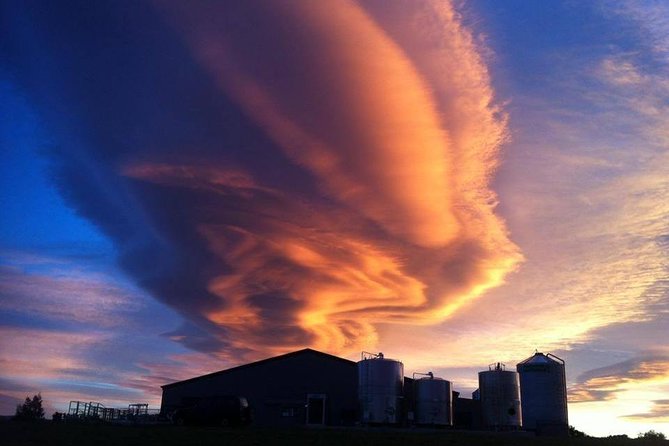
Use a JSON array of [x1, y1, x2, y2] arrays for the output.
[[0, 80, 107, 251]]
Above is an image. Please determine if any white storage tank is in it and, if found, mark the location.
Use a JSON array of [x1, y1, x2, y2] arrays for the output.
[[414, 372, 453, 426], [358, 352, 403, 424], [517, 352, 568, 435], [479, 362, 522, 430]]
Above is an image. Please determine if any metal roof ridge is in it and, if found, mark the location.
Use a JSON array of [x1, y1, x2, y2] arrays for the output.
[[161, 347, 356, 389]]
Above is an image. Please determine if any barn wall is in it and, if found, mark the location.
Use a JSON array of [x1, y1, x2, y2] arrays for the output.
[[161, 352, 358, 426]]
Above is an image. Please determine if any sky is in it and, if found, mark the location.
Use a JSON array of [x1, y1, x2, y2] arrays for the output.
[[0, 0, 667, 437]]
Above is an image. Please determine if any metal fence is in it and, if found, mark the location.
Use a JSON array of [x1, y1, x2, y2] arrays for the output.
[[66, 401, 164, 424]]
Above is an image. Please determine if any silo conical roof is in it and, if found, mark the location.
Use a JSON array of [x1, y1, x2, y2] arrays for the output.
[[518, 352, 563, 365]]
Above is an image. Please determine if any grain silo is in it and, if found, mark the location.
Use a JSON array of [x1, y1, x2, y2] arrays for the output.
[[478, 362, 522, 430], [517, 352, 568, 435], [358, 352, 403, 424], [413, 372, 453, 426]]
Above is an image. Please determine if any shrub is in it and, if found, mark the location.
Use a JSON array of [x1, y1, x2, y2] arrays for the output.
[[569, 425, 587, 437], [638, 430, 666, 441]]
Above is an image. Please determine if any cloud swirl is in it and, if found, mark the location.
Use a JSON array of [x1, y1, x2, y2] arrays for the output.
[[3, 0, 520, 359]]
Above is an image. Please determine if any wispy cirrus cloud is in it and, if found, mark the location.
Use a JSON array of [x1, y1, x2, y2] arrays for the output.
[[368, 3, 669, 394], [607, 0, 669, 58], [0, 326, 108, 395], [0, 261, 140, 327], [0, 325, 207, 412], [569, 354, 669, 403]]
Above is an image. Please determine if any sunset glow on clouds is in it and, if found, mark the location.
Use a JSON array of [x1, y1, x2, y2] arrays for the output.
[[132, 0, 523, 354], [1, 0, 668, 436]]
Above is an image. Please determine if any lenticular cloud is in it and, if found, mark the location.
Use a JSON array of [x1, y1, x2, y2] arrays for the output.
[[4, 0, 521, 360], [147, 0, 522, 356]]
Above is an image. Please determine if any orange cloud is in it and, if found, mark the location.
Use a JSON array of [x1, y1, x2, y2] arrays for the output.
[[137, 0, 522, 357]]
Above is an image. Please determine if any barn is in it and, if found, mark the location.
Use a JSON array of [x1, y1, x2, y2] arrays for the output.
[[160, 348, 358, 426]]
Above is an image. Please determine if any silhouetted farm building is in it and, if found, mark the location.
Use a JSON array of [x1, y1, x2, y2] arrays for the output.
[[160, 348, 567, 434], [161, 349, 358, 426], [161, 348, 483, 428]]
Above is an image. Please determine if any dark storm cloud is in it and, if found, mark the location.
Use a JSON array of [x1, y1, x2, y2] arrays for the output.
[[1, 0, 519, 358], [1, 0, 284, 353]]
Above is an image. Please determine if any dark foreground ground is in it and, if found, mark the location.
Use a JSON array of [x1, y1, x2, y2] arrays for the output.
[[1, 422, 666, 446]]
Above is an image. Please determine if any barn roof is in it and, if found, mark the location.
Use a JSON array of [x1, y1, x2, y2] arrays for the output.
[[161, 348, 356, 389]]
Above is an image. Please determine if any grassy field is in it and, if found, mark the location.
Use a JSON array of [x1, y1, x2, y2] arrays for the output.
[[1, 422, 666, 446]]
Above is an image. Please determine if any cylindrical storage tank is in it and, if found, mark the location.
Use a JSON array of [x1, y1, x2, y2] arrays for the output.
[[358, 352, 403, 424], [517, 352, 568, 435], [414, 374, 453, 426], [479, 363, 522, 430]]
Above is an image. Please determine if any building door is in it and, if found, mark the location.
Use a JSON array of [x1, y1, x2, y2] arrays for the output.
[[306, 394, 326, 425]]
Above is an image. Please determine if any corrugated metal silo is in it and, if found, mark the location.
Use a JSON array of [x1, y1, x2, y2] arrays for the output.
[[478, 363, 522, 430], [358, 352, 403, 424], [517, 352, 568, 435], [413, 372, 453, 426]]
